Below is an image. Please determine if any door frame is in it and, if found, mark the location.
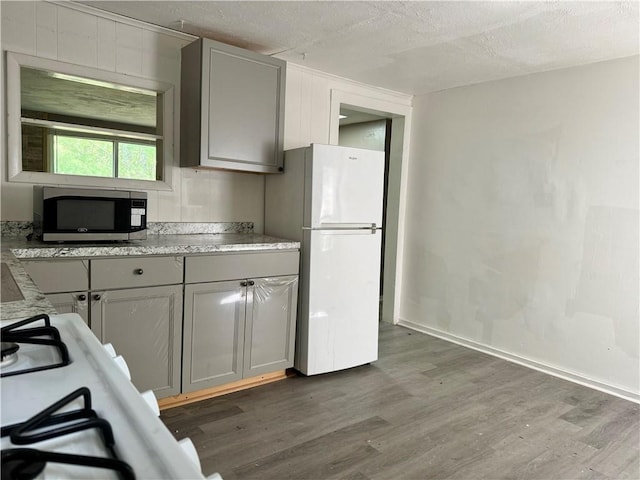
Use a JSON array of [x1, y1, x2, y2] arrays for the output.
[[329, 89, 412, 325]]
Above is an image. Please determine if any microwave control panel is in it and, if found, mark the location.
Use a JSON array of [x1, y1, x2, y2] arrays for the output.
[[130, 199, 147, 229]]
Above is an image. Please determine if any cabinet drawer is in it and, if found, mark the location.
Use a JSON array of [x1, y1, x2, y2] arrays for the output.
[[185, 251, 299, 283], [22, 260, 88, 293], [91, 256, 183, 290]]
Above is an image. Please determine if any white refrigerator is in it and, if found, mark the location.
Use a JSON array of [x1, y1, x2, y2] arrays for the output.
[[265, 144, 385, 375]]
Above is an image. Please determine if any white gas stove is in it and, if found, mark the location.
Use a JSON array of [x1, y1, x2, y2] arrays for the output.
[[0, 313, 214, 479]]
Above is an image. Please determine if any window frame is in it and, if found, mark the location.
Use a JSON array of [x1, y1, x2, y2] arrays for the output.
[[6, 51, 175, 191]]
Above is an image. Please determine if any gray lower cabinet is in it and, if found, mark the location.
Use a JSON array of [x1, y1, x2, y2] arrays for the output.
[[183, 281, 246, 390], [22, 251, 299, 399], [23, 259, 90, 325], [90, 285, 183, 398], [182, 275, 298, 393], [21, 259, 89, 294], [243, 275, 298, 377], [45, 291, 89, 325]]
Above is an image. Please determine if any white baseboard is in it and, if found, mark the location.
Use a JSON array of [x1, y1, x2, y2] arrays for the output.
[[397, 319, 640, 404]]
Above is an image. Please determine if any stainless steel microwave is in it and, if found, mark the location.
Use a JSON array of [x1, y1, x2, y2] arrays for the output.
[[33, 187, 147, 242]]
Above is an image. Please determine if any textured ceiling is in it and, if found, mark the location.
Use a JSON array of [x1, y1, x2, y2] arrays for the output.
[[82, 1, 639, 95]]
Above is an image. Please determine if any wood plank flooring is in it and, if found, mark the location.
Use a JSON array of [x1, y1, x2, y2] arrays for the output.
[[161, 323, 640, 480]]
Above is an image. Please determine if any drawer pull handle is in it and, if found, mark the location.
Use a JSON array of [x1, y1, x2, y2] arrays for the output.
[[135, 268, 144, 275], [77, 294, 87, 301], [93, 294, 101, 301]]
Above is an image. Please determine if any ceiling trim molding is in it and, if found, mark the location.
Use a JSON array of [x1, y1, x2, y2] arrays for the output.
[[59, 1, 197, 41], [285, 62, 413, 106]]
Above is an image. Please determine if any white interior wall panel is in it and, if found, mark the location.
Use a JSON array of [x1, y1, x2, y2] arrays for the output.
[[339, 120, 387, 151], [96, 17, 116, 70], [1, 2, 36, 54], [402, 56, 639, 401], [57, 7, 98, 66], [35, 1, 57, 59], [115, 22, 144, 76]]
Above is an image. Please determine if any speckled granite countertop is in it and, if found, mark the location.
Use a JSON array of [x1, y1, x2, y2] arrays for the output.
[[1, 233, 299, 321], [1, 250, 57, 321], [6, 234, 300, 259]]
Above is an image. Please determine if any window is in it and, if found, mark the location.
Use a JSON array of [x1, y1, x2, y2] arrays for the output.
[[6, 52, 174, 190], [50, 132, 157, 180]]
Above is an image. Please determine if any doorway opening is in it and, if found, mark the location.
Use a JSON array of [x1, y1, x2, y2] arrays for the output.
[[330, 93, 409, 326], [337, 108, 391, 320]]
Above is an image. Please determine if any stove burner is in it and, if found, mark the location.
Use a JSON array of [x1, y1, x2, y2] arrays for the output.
[[0, 342, 19, 368], [0, 314, 70, 377], [1, 450, 46, 480]]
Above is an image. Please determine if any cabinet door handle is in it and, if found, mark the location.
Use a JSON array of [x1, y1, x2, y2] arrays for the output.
[[135, 268, 144, 275], [77, 294, 87, 301], [240, 281, 248, 287], [248, 280, 255, 286], [93, 294, 102, 301]]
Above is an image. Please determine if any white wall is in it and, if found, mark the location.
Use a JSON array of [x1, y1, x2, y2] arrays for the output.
[[402, 56, 639, 400], [339, 120, 387, 151], [1, 1, 412, 234]]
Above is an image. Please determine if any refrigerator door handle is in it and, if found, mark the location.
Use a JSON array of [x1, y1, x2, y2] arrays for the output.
[[302, 223, 381, 233], [318, 222, 378, 229]]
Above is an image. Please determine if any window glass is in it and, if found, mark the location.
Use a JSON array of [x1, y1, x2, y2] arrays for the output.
[[53, 135, 113, 177], [118, 143, 156, 180]]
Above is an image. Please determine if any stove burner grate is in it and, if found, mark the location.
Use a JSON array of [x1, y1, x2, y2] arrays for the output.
[[0, 387, 135, 480], [0, 314, 70, 377]]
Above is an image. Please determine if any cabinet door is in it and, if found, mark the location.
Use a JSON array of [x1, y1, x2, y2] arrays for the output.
[[181, 38, 285, 173], [206, 46, 284, 172], [90, 285, 182, 398], [243, 275, 298, 377], [45, 292, 89, 325], [183, 281, 246, 392]]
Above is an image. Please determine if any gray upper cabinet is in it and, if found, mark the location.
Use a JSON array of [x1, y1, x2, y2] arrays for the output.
[[181, 38, 286, 173]]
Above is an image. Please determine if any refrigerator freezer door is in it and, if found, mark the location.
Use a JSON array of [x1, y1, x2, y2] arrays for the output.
[[307, 145, 385, 228], [299, 228, 381, 375]]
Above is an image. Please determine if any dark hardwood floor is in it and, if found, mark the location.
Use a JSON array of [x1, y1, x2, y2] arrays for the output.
[[161, 323, 640, 479]]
